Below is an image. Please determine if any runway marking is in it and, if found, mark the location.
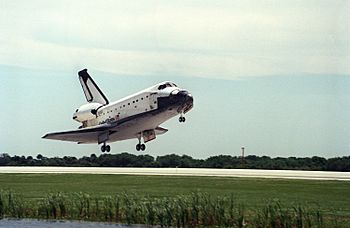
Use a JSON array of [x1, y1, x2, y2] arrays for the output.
[[0, 167, 349, 181]]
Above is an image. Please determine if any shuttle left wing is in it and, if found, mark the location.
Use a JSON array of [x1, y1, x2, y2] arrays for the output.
[[42, 123, 114, 144], [42, 112, 169, 144]]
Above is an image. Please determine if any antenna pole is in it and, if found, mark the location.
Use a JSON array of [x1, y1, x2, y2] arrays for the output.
[[241, 146, 245, 167]]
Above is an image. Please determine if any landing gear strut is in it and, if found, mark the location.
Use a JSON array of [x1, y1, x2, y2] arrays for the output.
[[101, 143, 111, 152], [136, 135, 146, 151]]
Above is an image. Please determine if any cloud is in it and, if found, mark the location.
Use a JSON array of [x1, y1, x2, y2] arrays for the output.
[[0, 0, 349, 79]]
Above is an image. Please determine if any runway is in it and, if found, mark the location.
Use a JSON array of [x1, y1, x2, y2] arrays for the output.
[[0, 167, 349, 181]]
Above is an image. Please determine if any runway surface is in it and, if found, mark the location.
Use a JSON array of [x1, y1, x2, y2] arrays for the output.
[[0, 167, 349, 181]]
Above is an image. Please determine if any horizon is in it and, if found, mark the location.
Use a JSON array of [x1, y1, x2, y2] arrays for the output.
[[1, 151, 349, 160]]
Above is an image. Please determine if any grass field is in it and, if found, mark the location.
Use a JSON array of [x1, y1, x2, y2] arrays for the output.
[[0, 173, 350, 227], [0, 173, 349, 213]]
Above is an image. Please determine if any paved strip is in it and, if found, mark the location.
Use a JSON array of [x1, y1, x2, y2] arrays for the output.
[[0, 167, 349, 181]]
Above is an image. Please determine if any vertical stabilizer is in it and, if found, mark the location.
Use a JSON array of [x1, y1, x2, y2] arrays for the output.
[[78, 69, 109, 105]]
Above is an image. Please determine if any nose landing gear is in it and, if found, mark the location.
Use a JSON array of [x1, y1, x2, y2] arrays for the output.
[[179, 113, 186, 123]]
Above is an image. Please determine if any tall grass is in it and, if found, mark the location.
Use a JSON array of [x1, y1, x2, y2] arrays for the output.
[[0, 190, 348, 227]]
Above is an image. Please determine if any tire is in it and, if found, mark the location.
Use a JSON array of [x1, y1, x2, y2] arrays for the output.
[[106, 145, 111, 152], [141, 144, 146, 151]]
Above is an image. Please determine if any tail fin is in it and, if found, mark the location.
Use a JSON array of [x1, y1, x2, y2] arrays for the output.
[[78, 69, 109, 105]]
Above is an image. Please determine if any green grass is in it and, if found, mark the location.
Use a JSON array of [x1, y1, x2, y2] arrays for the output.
[[0, 174, 350, 226], [0, 173, 349, 213]]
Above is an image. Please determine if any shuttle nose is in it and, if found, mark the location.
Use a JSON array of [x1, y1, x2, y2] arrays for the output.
[[184, 92, 193, 103], [163, 89, 193, 113], [178, 90, 193, 113], [171, 90, 193, 102], [177, 90, 189, 98]]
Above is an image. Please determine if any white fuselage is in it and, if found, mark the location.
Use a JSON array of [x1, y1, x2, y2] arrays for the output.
[[73, 81, 193, 143], [97, 91, 157, 125]]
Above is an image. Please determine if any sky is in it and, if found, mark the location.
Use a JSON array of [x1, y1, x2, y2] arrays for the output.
[[0, 0, 350, 158]]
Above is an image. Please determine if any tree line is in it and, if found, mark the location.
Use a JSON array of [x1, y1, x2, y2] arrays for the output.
[[0, 153, 349, 171]]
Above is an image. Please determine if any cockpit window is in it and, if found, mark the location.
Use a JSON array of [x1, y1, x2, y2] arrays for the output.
[[158, 83, 176, 90]]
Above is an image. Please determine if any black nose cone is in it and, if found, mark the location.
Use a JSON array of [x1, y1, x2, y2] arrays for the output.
[[174, 90, 193, 103], [177, 90, 189, 97]]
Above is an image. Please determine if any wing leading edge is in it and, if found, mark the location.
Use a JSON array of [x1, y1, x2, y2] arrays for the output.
[[42, 124, 113, 144]]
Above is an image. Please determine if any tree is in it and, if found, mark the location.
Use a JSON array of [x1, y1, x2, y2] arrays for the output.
[[0, 153, 11, 165], [156, 154, 182, 167]]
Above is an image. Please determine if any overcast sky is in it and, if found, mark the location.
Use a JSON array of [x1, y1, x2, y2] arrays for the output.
[[1, 0, 350, 158]]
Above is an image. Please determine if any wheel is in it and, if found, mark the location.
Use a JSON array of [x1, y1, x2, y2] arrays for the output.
[[182, 117, 186, 122], [101, 145, 106, 152], [136, 144, 141, 151], [179, 116, 183, 122], [140, 144, 146, 151], [106, 145, 111, 152]]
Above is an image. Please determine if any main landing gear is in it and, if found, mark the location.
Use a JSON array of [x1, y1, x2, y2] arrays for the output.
[[101, 142, 111, 153], [136, 143, 146, 151], [136, 135, 146, 151]]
